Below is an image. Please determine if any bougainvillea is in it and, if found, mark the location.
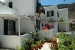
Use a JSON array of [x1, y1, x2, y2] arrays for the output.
[[45, 23, 54, 29]]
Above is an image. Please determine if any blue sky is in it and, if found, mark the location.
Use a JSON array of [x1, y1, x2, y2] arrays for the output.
[[40, 0, 75, 5]]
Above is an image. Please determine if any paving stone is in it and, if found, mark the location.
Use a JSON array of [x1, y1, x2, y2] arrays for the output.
[[39, 42, 52, 50]]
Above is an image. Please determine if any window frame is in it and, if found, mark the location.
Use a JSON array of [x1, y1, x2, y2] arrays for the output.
[[47, 10, 54, 17]]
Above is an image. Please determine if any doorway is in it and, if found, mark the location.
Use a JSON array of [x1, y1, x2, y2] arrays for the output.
[[4, 19, 16, 35]]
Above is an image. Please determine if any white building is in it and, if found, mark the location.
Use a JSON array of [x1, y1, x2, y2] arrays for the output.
[[0, 0, 38, 49], [0, 0, 69, 49], [41, 6, 69, 32]]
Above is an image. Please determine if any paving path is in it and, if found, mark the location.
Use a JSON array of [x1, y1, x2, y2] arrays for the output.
[[39, 42, 52, 50], [0, 43, 52, 50]]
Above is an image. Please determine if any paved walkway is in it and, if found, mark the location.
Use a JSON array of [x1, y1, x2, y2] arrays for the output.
[[39, 43, 52, 50], [0, 48, 14, 50], [0, 43, 52, 50]]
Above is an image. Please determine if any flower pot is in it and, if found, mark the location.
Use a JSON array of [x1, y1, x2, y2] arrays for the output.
[[38, 45, 41, 49], [40, 44, 43, 47], [51, 42, 58, 50], [35, 46, 38, 50], [31, 47, 35, 50], [41, 41, 44, 44], [52, 41, 57, 43], [44, 41, 46, 43]]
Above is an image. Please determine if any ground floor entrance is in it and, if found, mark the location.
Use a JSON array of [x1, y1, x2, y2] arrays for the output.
[[4, 19, 16, 35]]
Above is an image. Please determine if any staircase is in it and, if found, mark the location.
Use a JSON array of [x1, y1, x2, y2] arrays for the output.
[[0, 1, 17, 15]]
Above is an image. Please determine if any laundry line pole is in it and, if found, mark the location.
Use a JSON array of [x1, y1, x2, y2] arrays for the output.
[[18, 17, 20, 36]]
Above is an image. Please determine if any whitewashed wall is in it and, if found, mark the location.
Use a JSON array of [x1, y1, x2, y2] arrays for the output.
[[0, 35, 20, 49], [58, 8, 68, 22], [12, 0, 36, 16], [0, 17, 4, 35], [20, 17, 35, 34], [0, 0, 36, 16], [39, 29, 56, 39], [0, 4, 17, 14], [44, 6, 58, 21], [58, 8, 69, 31], [0, 34, 32, 49], [54, 22, 58, 32], [58, 23, 68, 32], [0, 0, 10, 6]]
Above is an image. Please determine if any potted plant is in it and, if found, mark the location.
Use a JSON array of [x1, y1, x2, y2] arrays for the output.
[[50, 37, 58, 50], [40, 39, 45, 45], [51, 42, 58, 50], [58, 17, 65, 22], [31, 44, 36, 50], [52, 37, 57, 43], [16, 46, 25, 50], [35, 45, 38, 50], [23, 38, 33, 50], [36, 41, 42, 49], [42, 39, 46, 43]]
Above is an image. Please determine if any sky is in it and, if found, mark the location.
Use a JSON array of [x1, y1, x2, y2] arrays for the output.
[[40, 0, 75, 5]]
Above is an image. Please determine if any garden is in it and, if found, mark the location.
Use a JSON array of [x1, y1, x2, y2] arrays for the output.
[[16, 32, 75, 50]]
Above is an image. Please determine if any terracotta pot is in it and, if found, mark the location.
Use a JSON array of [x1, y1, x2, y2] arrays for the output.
[[41, 41, 45, 44], [35, 46, 38, 50], [49, 40, 52, 43], [41, 42, 44, 45], [43, 40, 46, 44], [52, 41, 57, 43], [38, 45, 41, 49], [51, 42, 58, 50], [40, 44, 43, 47], [31, 47, 35, 50]]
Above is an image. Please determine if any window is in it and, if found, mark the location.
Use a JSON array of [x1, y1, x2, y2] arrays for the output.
[[47, 10, 54, 17], [51, 11, 54, 16], [9, 2, 13, 8], [47, 11, 50, 17]]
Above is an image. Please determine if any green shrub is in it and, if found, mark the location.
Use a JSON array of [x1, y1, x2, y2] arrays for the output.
[[31, 44, 37, 48], [16, 46, 25, 50], [58, 32, 75, 50], [58, 17, 65, 22]]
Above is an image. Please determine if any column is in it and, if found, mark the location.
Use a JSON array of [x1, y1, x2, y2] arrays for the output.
[[18, 17, 20, 36]]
